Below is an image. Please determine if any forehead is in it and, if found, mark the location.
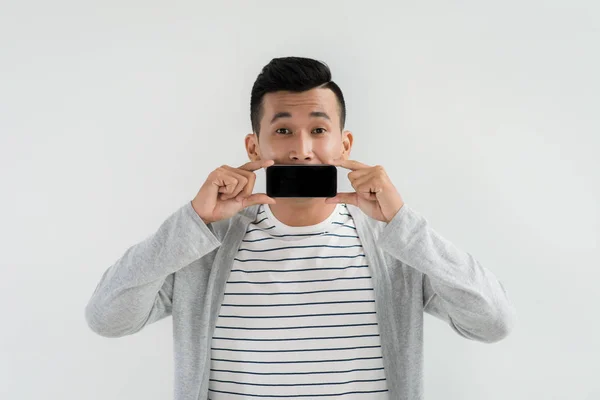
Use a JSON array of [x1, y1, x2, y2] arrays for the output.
[[262, 88, 337, 117]]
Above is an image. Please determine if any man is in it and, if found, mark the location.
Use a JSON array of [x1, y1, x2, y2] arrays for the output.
[[85, 56, 516, 400]]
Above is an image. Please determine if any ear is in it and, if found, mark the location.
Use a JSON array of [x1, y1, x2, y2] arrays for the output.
[[341, 130, 353, 157], [245, 133, 261, 161]]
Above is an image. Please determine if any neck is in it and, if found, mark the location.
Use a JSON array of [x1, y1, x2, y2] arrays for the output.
[[268, 198, 337, 227]]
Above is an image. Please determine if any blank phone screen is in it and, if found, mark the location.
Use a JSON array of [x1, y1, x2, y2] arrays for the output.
[[266, 165, 337, 198]]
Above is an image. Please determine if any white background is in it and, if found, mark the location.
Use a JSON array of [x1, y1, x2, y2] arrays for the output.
[[1, 1, 598, 399]]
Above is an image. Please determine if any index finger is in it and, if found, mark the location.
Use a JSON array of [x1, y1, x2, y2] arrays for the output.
[[239, 159, 275, 172], [329, 158, 370, 171]]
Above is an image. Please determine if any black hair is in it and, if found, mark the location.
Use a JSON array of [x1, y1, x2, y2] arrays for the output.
[[250, 56, 346, 136]]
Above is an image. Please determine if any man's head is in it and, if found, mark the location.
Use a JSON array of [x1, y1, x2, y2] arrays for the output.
[[246, 57, 353, 165]]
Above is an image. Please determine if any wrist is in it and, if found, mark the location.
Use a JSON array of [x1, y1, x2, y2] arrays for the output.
[[190, 200, 212, 225]]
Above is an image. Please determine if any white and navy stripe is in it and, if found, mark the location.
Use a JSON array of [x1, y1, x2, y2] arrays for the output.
[[208, 203, 389, 399]]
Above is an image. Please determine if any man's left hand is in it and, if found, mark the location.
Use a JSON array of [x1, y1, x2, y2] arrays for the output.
[[325, 158, 405, 223]]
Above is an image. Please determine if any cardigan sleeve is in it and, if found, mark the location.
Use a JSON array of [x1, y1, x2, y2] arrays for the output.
[[84, 201, 221, 338], [378, 204, 516, 343]]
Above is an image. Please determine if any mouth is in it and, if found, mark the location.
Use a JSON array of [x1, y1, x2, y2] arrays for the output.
[[273, 161, 328, 166]]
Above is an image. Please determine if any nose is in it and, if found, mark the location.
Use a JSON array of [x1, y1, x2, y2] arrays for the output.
[[289, 132, 314, 162]]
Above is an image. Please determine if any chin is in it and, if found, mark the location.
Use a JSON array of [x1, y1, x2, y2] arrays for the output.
[[293, 197, 327, 202]]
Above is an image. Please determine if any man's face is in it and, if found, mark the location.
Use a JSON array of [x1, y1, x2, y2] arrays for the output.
[[246, 87, 353, 165]]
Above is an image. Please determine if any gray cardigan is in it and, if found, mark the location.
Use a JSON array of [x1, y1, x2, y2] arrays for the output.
[[85, 201, 516, 400]]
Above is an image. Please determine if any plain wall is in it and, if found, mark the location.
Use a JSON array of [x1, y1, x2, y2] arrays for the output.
[[1, 1, 598, 399]]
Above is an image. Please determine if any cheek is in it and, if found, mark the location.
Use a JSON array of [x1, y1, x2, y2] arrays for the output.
[[316, 138, 342, 153], [257, 142, 280, 159], [314, 139, 343, 159]]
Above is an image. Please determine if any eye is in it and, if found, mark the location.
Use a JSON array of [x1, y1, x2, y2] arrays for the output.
[[275, 128, 327, 135]]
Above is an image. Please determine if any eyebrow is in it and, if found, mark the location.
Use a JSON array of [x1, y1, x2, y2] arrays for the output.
[[270, 111, 331, 125]]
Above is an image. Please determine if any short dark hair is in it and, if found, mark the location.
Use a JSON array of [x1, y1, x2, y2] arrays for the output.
[[250, 56, 346, 136]]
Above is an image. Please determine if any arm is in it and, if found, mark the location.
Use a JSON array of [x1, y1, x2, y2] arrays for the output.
[[84, 201, 221, 338], [378, 204, 516, 343]]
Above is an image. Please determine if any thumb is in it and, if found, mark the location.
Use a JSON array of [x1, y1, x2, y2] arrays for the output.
[[240, 193, 276, 209], [325, 192, 358, 206]]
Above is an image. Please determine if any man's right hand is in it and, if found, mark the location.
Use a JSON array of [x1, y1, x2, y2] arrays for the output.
[[191, 159, 276, 225]]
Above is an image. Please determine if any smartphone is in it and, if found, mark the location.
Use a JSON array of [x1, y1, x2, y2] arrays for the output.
[[266, 164, 337, 198]]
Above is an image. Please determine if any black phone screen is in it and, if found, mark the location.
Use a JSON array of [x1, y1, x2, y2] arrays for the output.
[[266, 164, 337, 198]]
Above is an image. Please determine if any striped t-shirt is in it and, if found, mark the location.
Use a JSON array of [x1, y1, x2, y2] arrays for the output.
[[208, 203, 390, 399]]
